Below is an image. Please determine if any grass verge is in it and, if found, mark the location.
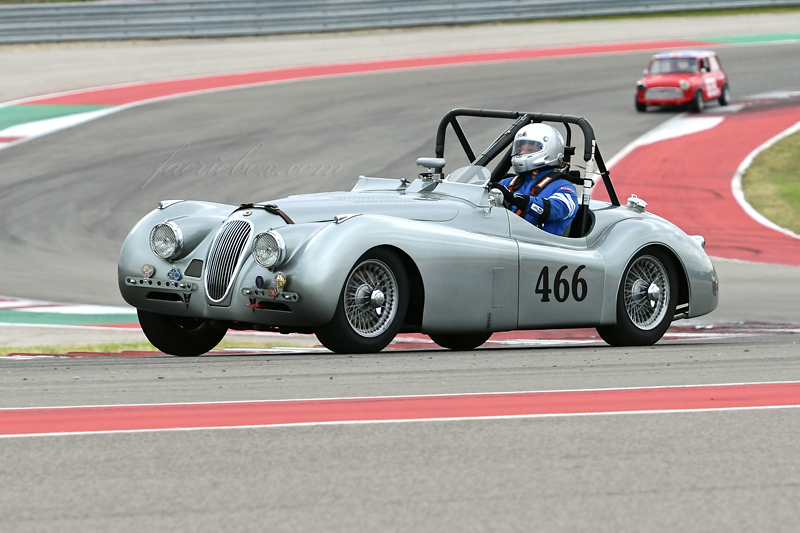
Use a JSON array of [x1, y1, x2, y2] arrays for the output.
[[0, 338, 318, 356], [742, 131, 800, 235]]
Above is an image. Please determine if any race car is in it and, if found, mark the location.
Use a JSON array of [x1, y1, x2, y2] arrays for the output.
[[635, 50, 731, 112], [119, 108, 719, 355]]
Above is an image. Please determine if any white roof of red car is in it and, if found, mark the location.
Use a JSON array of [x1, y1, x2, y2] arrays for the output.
[[652, 50, 716, 59]]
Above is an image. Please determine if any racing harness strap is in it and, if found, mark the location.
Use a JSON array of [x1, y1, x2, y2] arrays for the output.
[[510, 172, 571, 228], [237, 203, 295, 225]]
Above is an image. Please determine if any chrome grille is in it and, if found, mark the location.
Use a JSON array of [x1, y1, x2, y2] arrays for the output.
[[645, 88, 683, 100], [204, 219, 253, 303]]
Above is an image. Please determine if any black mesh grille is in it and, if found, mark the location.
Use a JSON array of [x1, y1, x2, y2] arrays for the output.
[[204, 220, 252, 302], [184, 259, 203, 278]]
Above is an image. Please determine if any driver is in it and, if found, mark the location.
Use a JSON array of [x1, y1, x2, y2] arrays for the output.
[[491, 123, 578, 236]]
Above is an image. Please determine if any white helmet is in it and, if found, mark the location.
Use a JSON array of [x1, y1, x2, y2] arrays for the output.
[[510, 123, 565, 174]]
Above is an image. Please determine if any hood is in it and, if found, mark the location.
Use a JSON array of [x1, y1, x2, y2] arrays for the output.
[[254, 190, 460, 224]]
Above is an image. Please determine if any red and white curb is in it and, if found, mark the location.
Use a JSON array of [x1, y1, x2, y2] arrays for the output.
[[0, 296, 133, 315], [2, 381, 799, 437]]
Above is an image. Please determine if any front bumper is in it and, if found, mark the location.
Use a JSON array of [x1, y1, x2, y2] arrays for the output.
[[120, 270, 325, 330], [638, 87, 692, 106]]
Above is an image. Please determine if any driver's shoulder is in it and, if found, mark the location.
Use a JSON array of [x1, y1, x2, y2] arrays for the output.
[[546, 177, 578, 194]]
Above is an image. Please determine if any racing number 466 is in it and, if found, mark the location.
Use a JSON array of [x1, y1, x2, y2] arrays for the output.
[[535, 265, 587, 302]]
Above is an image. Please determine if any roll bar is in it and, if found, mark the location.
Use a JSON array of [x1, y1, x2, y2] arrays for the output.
[[433, 108, 619, 207]]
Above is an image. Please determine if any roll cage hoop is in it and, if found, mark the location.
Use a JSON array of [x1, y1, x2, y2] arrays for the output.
[[433, 108, 620, 238]]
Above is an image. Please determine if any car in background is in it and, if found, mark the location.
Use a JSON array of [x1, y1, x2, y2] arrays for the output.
[[635, 50, 731, 112]]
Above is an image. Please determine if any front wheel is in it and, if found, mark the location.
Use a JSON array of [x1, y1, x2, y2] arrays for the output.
[[718, 83, 732, 106], [315, 249, 409, 354], [690, 89, 705, 113], [138, 309, 228, 356], [429, 332, 492, 351], [596, 249, 678, 347], [635, 98, 647, 112]]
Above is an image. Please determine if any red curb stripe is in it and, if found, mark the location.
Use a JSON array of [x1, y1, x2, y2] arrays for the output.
[[595, 105, 800, 265], [21, 40, 714, 107], [0, 136, 23, 143], [2, 382, 797, 436]]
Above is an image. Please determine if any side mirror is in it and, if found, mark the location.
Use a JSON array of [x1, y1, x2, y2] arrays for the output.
[[416, 157, 445, 170]]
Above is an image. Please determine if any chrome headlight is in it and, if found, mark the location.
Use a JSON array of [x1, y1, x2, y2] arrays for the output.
[[149, 221, 183, 260], [679, 80, 691, 91], [252, 231, 286, 269]]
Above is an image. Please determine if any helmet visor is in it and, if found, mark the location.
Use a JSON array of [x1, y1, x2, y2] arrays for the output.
[[512, 138, 544, 157]]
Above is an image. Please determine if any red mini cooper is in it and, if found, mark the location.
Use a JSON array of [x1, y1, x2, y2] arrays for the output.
[[635, 50, 731, 113]]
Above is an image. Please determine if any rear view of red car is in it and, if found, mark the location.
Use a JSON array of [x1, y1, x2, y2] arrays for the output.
[[636, 50, 731, 112]]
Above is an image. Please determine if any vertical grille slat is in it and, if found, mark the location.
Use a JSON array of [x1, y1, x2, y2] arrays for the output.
[[204, 220, 253, 303]]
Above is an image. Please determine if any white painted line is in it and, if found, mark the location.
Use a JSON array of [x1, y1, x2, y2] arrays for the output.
[[3, 404, 799, 439], [4, 380, 799, 411], [0, 108, 117, 143], [0, 295, 134, 314]]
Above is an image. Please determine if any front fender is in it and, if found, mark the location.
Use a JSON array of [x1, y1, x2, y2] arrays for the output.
[[593, 216, 718, 323], [269, 214, 519, 332]]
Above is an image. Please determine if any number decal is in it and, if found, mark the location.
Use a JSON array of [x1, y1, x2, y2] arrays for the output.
[[536, 265, 587, 303], [572, 265, 587, 302], [554, 266, 570, 302], [535, 266, 551, 302]]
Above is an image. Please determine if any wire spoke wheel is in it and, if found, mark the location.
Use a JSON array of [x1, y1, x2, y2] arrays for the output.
[[343, 259, 398, 338], [596, 248, 678, 347], [623, 255, 670, 330], [315, 249, 409, 354]]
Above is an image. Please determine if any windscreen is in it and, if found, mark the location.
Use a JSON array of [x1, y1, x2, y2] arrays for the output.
[[444, 165, 492, 186], [649, 58, 699, 75]]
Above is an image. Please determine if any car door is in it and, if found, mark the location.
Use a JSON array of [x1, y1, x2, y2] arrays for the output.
[[509, 214, 606, 329], [700, 57, 721, 99], [708, 55, 726, 94]]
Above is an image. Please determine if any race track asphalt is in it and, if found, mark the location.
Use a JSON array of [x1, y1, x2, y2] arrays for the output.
[[1, 42, 800, 321], [2, 16, 800, 533]]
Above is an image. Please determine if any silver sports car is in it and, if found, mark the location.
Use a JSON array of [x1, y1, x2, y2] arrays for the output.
[[119, 109, 718, 355]]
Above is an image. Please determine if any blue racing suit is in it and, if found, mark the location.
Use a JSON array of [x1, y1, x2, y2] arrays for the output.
[[500, 168, 579, 236]]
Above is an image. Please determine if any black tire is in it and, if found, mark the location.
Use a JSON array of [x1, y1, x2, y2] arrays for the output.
[[138, 309, 228, 356], [429, 332, 492, 351], [718, 83, 732, 106], [635, 98, 647, 112], [596, 248, 678, 347], [690, 89, 705, 113], [315, 249, 409, 354]]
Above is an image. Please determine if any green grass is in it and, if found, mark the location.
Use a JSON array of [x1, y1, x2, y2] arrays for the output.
[[0, 338, 318, 357], [742, 131, 800, 234]]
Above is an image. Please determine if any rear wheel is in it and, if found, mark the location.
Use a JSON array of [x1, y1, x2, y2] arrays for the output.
[[690, 89, 705, 113], [429, 332, 492, 351], [596, 249, 678, 347], [315, 249, 409, 354], [718, 83, 732, 106], [138, 309, 228, 356]]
